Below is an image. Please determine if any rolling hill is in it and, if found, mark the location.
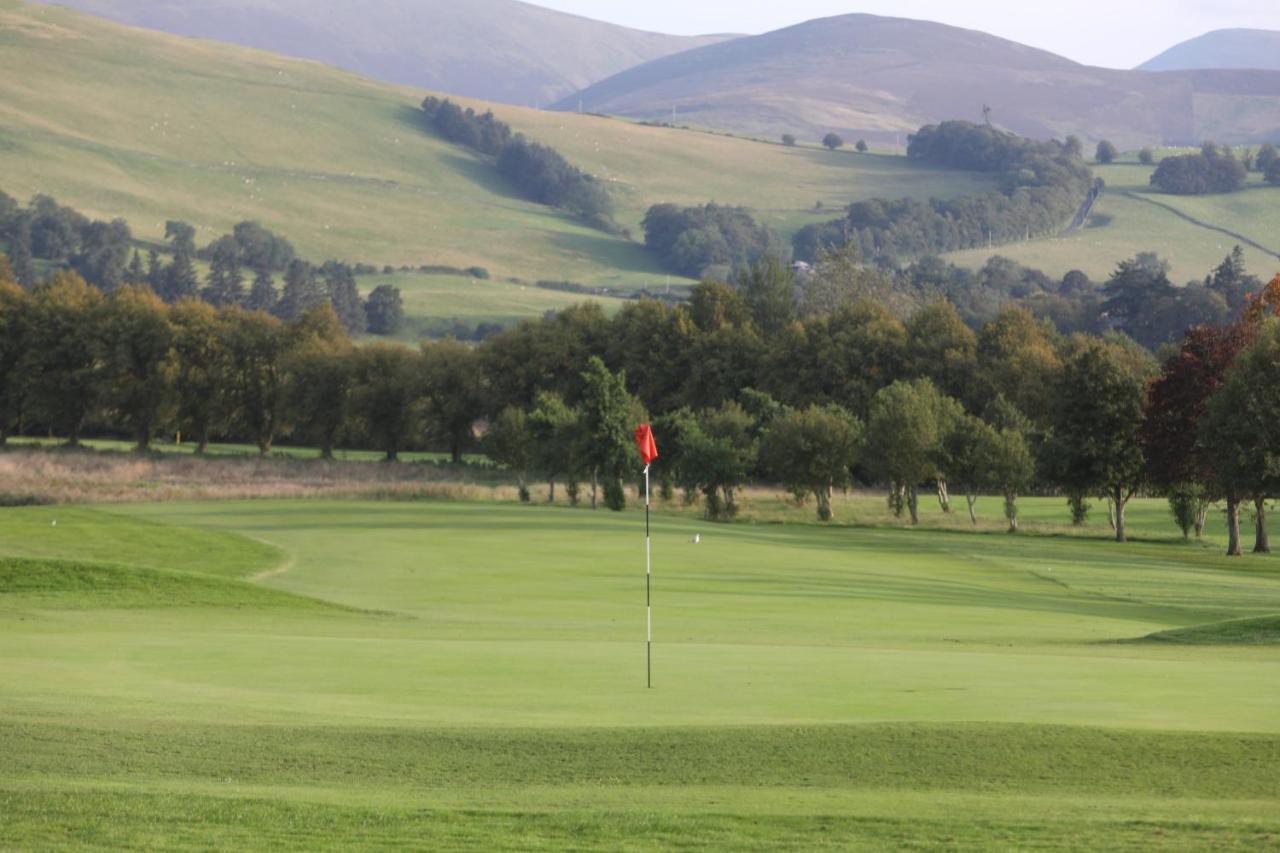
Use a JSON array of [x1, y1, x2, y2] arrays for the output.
[[555, 14, 1280, 150], [46, 0, 737, 107], [1140, 29, 1280, 72], [0, 1, 998, 316]]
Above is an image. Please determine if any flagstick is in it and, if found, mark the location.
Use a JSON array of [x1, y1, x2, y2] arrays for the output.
[[645, 463, 652, 689]]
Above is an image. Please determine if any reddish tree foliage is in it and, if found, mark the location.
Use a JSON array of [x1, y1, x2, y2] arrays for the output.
[[1242, 273, 1280, 324], [1141, 323, 1250, 491]]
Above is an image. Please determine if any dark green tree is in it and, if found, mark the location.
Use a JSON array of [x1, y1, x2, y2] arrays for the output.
[[735, 255, 795, 335], [163, 221, 199, 302], [364, 284, 405, 336], [1044, 341, 1147, 542], [823, 133, 845, 151], [98, 286, 177, 451], [421, 339, 485, 464], [350, 343, 422, 461], [578, 356, 635, 511], [487, 406, 535, 502], [1095, 140, 1118, 164], [760, 405, 862, 521]]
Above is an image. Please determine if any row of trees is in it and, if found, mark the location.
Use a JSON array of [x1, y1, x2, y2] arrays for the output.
[[5, 247, 1280, 551], [793, 121, 1096, 264], [420, 97, 616, 231], [0, 192, 407, 337], [0, 265, 465, 459]]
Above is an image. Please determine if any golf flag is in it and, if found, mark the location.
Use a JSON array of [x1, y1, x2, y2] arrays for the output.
[[636, 424, 658, 688], [635, 424, 659, 467]]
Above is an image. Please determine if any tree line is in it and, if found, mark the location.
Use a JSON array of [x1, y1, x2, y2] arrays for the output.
[[420, 97, 617, 232], [0, 191, 406, 337], [792, 121, 1096, 265], [8, 244, 1279, 553]]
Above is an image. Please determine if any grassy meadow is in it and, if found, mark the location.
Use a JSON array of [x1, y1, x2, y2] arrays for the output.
[[946, 155, 1280, 283], [1, 485, 1278, 848]]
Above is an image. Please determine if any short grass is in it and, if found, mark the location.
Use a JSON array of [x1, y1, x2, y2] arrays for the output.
[[1, 493, 1278, 848], [1140, 615, 1280, 646]]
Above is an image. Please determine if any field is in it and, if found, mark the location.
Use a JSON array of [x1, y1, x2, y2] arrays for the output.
[[2, 486, 1279, 849], [0, 0, 990, 300], [946, 156, 1280, 283]]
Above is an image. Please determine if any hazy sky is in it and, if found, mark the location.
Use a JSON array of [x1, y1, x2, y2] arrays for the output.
[[531, 0, 1280, 69]]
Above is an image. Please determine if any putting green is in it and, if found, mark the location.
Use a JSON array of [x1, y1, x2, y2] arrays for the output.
[[1, 498, 1278, 848]]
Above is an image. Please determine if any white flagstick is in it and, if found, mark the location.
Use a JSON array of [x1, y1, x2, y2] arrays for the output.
[[645, 463, 652, 689]]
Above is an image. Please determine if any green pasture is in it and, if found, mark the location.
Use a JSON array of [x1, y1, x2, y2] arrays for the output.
[[947, 159, 1280, 283], [0, 1, 990, 299], [1, 493, 1278, 848]]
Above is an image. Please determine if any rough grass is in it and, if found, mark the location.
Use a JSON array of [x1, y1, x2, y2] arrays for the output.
[[0, 556, 341, 610], [1139, 616, 1280, 646], [0, 446, 517, 505]]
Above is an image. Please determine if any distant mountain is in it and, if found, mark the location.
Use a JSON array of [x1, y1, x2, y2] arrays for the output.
[[1140, 29, 1280, 72], [47, 0, 737, 106], [555, 14, 1280, 148]]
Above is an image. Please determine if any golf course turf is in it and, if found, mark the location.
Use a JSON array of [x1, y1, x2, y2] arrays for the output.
[[1, 497, 1278, 849]]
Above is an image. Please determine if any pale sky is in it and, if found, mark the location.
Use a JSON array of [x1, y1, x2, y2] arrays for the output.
[[532, 0, 1280, 69]]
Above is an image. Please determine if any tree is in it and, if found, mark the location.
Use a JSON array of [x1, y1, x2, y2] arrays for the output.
[[905, 300, 977, 401], [822, 133, 845, 151], [98, 287, 177, 451], [1138, 148, 1155, 166], [1142, 324, 1247, 539], [223, 308, 292, 456], [866, 379, 962, 525], [855, 140, 869, 153], [162, 221, 199, 302], [578, 356, 635, 511], [487, 406, 534, 501], [781, 134, 797, 147], [528, 391, 581, 503], [285, 341, 354, 460], [1044, 341, 1146, 542], [421, 339, 485, 464], [948, 417, 1035, 530], [735, 255, 795, 335], [21, 272, 104, 445], [1101, 254, 1177, 348], [169, 300, 232, 454], [246, 269, 278, 314], [350, 343, 422, 461], [1095, 140, 1118, 164], [1201, 319, 1280, 555], [974, 307, 1061, 426], [322, 262, 365, 335], [364, 285, 405, 336], [276, 260, 323, 322], [677, 402, 756, 520], [202, 239, 245, 307], [1267, 156, 1280, 187], [0, 278, 30, 445], [760, 405, 862, 521]]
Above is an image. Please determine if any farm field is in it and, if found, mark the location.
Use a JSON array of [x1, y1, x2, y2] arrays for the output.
[[946, 157, 1280, 283], [2, 494, 1278, 848]]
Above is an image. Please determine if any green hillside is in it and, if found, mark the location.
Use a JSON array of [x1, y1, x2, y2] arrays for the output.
[[946, 155, 1280, 283], [0, 1, 990, 296]]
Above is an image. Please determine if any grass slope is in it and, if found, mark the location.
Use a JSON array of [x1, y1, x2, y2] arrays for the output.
[[1140, 615, 1280, 646], [0, 1, 989, 310], [1, 496, 1279, 846], [946, 156, 1280, 282]]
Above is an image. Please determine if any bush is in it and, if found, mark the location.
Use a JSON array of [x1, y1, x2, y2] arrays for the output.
[[1138, 148, 1155, 166], [1150, 151, 1247, 195], [1096, 140, 1118, 164], [467, 267, 491, 280], [823, 133, 845, 151], [781, 134, 797, 147], [855, 140, 869, 153]]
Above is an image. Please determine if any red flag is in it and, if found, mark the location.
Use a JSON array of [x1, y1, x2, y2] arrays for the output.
[[634, 424, 659, 466]]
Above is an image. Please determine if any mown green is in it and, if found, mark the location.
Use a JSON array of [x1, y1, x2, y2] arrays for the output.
[[1, 495, 1278, 848]]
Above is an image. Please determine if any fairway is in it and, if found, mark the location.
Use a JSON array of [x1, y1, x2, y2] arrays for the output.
[[2, 496, 1279, 848]]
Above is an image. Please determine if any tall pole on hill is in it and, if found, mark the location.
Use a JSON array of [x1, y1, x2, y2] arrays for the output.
[[634, 425, 659, 689]]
